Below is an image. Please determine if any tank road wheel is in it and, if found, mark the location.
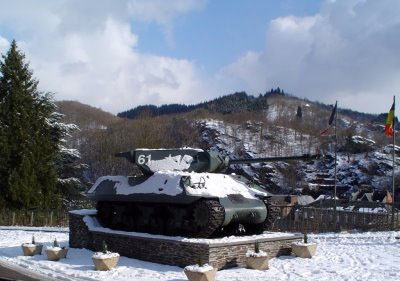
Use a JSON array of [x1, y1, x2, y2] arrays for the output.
[[97, 201, 113, 228], [191, 200, 224, 238], [243, 223, 264, 235], [165, 206, 186, 236], [121, 205, 138, 231], [243, 197, 281, 235]]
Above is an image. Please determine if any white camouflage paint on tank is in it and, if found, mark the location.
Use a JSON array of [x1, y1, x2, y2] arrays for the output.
[[88, 171, 268, 199], [88, 173, 184, 196], [146, 154, 194, 172]]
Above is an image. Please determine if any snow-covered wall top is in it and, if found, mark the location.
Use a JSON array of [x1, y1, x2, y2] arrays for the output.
[[82, 215, 295, 244], [69, 209, 97, 216]]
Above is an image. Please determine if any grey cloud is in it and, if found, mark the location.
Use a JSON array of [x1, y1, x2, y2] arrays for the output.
[[60, 61, 88, 75]]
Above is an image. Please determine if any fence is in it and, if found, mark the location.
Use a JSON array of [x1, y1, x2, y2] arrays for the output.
[[1, 202, 399, 232], [270, 201, 400, 233], [0, 209, 69, 227]]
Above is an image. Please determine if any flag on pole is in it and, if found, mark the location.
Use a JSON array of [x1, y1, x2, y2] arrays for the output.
[[385, 102, 395, 137], [320, 101, 337, 135]]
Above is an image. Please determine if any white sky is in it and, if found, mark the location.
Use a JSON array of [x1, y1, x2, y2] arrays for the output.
[[0, 0, 399, 114]]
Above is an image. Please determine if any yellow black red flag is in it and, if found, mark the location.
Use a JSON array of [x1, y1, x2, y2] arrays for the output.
[[385, 102, 395, 137]]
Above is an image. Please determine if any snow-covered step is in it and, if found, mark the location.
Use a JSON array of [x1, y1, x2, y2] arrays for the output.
[[315, 173, 332, 176], [310, 178, 336, 185], [308, 183, 349, 192], [308, 183, 335, 188]]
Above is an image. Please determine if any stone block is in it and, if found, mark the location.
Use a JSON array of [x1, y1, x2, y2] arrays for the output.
[[291, 243, 317, 258], [246, 256, 269, 270], [21, 244, 43, 256], [184, 268, 217, 281], [92, 256, 119, 271], [45, 248, 69, 261]]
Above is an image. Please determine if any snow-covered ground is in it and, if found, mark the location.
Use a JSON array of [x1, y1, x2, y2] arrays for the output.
[[0, 228, 400, 281]]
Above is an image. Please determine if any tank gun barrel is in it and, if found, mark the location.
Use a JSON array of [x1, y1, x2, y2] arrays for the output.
[[114, 148, 319, 174], [228, 154, 318, 165]]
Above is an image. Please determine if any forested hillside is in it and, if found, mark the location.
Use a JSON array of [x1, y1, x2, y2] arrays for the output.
[[56, 101, 119, 130], [117, 88, 378, 124], [118, 89, 278, 119], [57, 92, 399, 201]]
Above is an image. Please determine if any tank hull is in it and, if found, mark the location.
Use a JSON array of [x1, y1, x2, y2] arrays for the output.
[[87, 173, 272, 237]]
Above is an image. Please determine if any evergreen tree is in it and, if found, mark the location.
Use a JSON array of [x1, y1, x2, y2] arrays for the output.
[[296, 105, 303, 119], [49, 111, 89, 207], [0, 40, 59, 208]]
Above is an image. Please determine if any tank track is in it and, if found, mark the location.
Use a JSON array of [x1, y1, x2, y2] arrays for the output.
[[192, 200, 225, 238], [96, 199, 225, 238]]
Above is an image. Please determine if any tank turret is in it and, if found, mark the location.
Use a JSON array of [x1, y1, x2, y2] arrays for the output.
[[88, 148, 318, 238], [115, 148, 317, 174]]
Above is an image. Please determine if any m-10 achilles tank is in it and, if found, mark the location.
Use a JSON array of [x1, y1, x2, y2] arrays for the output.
[[87, 148, 316, 238]]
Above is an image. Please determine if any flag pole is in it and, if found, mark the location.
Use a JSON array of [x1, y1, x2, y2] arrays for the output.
[[334, 101, 338, 229], [392, 96, 396, 229]]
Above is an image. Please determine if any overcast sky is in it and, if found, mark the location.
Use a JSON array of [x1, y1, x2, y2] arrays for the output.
[[0, 0, 399, 114]]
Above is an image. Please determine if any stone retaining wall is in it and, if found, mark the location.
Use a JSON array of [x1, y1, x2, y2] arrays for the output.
[[208, 237, 298, 269], [69, 213, 93, 249], [69, 211, 302, 270]]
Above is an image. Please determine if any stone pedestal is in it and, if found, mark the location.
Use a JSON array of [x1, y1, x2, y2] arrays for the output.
[[70, 210, 302, 270]]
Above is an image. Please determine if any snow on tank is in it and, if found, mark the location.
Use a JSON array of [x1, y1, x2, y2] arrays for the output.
[[88, 171, 268, 199], [145, 155, 194, 172]]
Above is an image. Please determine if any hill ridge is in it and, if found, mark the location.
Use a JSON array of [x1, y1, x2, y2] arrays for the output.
[[117, 88, 381, 123]]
